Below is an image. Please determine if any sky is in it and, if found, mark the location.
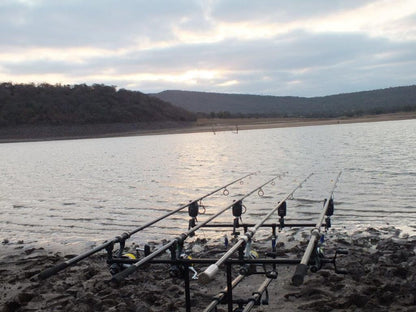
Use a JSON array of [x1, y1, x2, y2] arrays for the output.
[[1, 0, 415, 97]]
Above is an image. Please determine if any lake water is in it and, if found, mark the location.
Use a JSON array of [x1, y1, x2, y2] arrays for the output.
[[1, 119, 415, 252]]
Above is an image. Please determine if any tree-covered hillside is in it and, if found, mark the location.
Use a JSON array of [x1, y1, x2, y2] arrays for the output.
[[0, 83, 196, 127], [154, 86, 416, 118]]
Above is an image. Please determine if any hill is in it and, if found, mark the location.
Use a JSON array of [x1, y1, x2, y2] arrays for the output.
[[153, 85, 416, 118], [0, 83, 196, 127]]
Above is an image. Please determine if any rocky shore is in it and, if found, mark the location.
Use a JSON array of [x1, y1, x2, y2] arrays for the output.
[[1, 226, 415, 311]]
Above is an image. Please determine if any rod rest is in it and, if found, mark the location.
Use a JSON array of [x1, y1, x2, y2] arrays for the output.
[[115, 232, 131, 241], [175, 233, 188, 245]]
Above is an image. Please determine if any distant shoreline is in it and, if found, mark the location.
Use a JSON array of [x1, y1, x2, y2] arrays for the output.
[[0, 112, 415, 143]]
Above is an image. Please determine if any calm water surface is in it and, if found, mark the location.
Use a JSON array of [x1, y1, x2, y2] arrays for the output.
[[1, 119, 415, 251]]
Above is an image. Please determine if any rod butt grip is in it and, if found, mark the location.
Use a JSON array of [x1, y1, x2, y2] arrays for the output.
[[38, 262, 69, 280], [292, 264, 308, 286], [198, 264, 219, 284]]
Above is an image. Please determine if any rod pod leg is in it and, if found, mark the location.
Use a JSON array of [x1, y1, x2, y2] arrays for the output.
[[184, 264, 191, 312], [227, 263, 233, 312]]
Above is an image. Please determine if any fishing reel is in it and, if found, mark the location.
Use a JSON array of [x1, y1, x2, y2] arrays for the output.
[[308, 242, 348, 275], [169, 253, 198, 280], [109, 252, 137, 275], [108, 244, 151, 275], [238, 240, 267, 277], [239, 249, 259, 276], [309, 245, 325, 273]]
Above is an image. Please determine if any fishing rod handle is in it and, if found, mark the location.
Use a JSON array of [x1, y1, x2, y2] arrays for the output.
[[199, 237, 247, 284], [291, 264, 308, 286], [198, 264, 219, 285], [38, 262, 69, 280]]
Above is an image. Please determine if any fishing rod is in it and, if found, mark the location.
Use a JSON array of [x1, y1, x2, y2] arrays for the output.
[[202, 267, 275, 312], [198, 173, 313, 285], [203, 274, 246, 312], [241, 274, 275, 312], [38, 173, 255, 280], [111, 175, 280, 283], [291, 171, 342, 286]]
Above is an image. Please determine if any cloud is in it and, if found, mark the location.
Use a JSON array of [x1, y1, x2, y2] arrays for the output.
[[0, 0, 415, 96]]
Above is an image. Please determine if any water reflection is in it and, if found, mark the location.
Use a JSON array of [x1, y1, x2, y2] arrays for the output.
[[0, 119, 415, 250]]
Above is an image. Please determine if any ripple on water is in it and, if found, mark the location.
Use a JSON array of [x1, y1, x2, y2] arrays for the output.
[[0, 120, 415, 248]]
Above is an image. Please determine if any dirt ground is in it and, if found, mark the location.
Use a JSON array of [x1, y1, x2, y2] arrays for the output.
[[1, 226, 416, 312]]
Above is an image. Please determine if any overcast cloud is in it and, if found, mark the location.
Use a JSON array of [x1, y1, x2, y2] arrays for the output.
[[0, 0, 415, 96]]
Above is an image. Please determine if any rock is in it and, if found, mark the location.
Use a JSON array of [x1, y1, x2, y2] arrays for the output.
[[271, 250, 287, 257], [102, 298, 118, 306], [115, 302, 128, 311], [66, 286, 79, 296], [191, 244, 204, 254], [134, 302, 150, 312], [318, 270, 331, 278], [352, 237, 371, 248], [298, 300, 332, 312], [378, 290, 395, 305], [83, 267, 99, 280], [3, 300, 20, 312], [335, 237, 351, 246], [329, 283, 345, 291], [24, 270, 41, 278], [328, 274, 344, 283], [76, 303, 92, 312], [370, 237, 380, 245], [16, 292, 34, 304], [63, 302, 75, 311], [367, 227, 380, 234], [299, 287, 334, 300], [393, 264, 409, 279], [276, 241, 285, 248], [348, 293, 369, 307], [362, 286, 378, 295], [391, 249, 413, 263]]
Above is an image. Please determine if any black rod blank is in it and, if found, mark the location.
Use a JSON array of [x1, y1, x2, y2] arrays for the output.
[[203, 274, 245, 312], [242, 275, 275, 312], [38, 173, 255, 280]]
